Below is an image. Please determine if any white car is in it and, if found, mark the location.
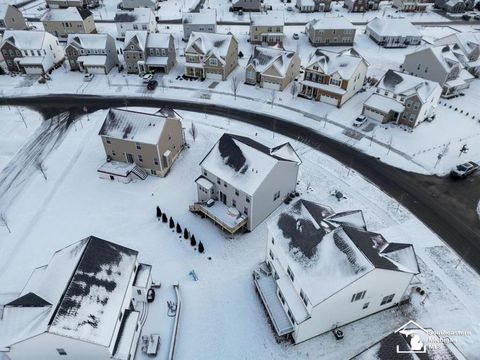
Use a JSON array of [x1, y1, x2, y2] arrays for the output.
[[84, 73, 94, 82], [143, 73, 153, 83], [293, 33, 299, 40], [353, 115, 367, 127]]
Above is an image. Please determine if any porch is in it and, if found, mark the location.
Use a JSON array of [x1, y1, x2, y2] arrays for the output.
[[189, 200, 247, 234], [185, 63, 204, 79]]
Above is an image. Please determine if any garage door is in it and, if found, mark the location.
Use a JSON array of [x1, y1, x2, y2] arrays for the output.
[[87, 66, 106, 74], [24, 66, 43, 75], [262, 80, 281, 91], [206, 72, 223, 80], [320, 94, 339, 106], [363, 108, 385, 122]]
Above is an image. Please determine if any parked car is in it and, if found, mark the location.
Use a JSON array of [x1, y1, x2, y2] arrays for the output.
[[353, 115, 367, 127], [287, 6, 294, 11], [147, 80, 158, 91], [450, 161, 479, 178], [143, 73, 154, 83], [293, 33, 299, 40], [474, 15, 480, 20], [147, 288, 155, 303], [462, 14, 471, 21], [84, 73, 94, 82]]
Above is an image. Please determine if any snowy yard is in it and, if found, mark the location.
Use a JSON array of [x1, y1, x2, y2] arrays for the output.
[[0, 108, 479, 359]]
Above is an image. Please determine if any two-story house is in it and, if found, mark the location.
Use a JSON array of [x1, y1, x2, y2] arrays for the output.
[[0, 236, 153, 360], [65, 33, 119, 74], [98, 108, 184, 178], [46, 0, 92, 8], [392, 0, 429, 11], [296, 0, 332, 12], [434, 0, 474, 12], [41, 7, 96, 40], [121, 0, 160, 10], [190, 133, 301, 234], [249, 11, 284, 47], [245, 46, 300, 90], [434, 32, 480, 76], [0, 4, 27, 31], [299, 48, 368, 107], [254, 200, 419, 344], [114, 8, 157, 40], [403, 45, 474, 98], [343, 0, 380, 11], [231, 0, 262, 12], [184, 32, 238, 80], [182, 10, 217, 41], [365, 17, 422, 48], [0, 30, 65, 74], [362, 69, 442, 127], [306, 16, 356, 46]]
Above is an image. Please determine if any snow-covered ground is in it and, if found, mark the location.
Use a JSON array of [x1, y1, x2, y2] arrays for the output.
[[0, 108, 479, 359], [0, 106, 42, 172]]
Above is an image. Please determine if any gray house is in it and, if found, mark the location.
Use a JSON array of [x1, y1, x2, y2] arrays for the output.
[[98, 108, 184, 178], [403, 45, 474, 97], [343, 0, 380, 11], [123, 31, 176, 74], [65, 33, 118, 74], [306, 16, 356, 46], [365, 17, 422, 48], [190, 133, 301, 234], [435, 0, 475, 12], [182, 10, 217, 41], [0, 4, 27, 31], [41, 7, 96, 40]]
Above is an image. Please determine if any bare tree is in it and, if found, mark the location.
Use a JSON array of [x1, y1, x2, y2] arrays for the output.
[[36, 159, 47, 180], [290, 82, 298, 99], [0, 213, 11, 233], [189, 122, 197, 142], [231, 75, 240, 100], [270, 90, 276, 108]]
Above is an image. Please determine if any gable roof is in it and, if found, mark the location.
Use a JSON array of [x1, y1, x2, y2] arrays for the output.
[[377, 70, 441, 103], [124, 31, 148, 51], [1, 30, 49, 50], [306, 16, 355, 31], [367, 17, 421, 38], [247, 46, 296, 77], [185, 32, 235, 62], [250, 11, 284, 26], [98, 108, 171, 144], [41, 7, 92, 22], [0, 4, 16, 20], [146, 33, 171, 48], [6, 293, 51, 307], [114, 8, 154, 23], [306, 48, 366, 80], [182, 9, 216, 24], [67, 33, 110, 50], [200, 133, 301, 195]]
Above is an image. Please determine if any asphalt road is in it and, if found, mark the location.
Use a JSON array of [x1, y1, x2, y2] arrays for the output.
[[5, 95, 480, 274]]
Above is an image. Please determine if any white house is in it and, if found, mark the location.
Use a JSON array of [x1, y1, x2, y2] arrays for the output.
[[0, 236, 153, 360], [434, 32, 480, 77], [121, 0, 160, 10], [0, 30, 65, 74], [365, 17, 422, 48], [182, 10, 217, 41], [190, 133, 302, 234], [254, 200, 420, 344], [362, 70, 442, 128], [114, 8, 157, 40]]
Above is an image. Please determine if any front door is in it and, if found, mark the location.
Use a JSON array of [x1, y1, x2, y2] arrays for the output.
[[126, 153, 134, 163], [220, 192, 226, 205]]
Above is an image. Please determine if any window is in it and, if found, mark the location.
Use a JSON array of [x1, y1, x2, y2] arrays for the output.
[[271, 237, 274, 245], [138, 154, 143, 162], [142, 24, 147, 30], [246, 196, 250, 203], [232, 199, 236, 207], [119, 311, 123, 321], [223, 181, 227, 188], [217, 177, 221, 185], [273, 191, 280, 201], [287, 309, 294, 324], [203, 170, 207, 176], [330, 78, 341, 87], [112, 150, 116, 156], [243, 207, 248, 215], [300, 289, 309, 306], [278, 289, 285, 305], [351, 290, 366, 302], [269, 249, 274, 260], [106, 137, 111, 144], [235, 189, 239, 196], [154, 157, 159, 165], [56, 349, 67, 356], [362, 302, 369, 309], [208, 58, 218, 66], [137, 289, 142, 295], [287, 267, 294, 282], [135, 142, 141, 150], [381, 294, 395, 305]]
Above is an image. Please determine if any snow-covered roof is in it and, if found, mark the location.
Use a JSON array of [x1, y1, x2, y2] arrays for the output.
[[0, 4, 14, 19], [41, 7, 92, 22], [182, 9, 216, 25], [124, 31, 148, 51], [435, 32, 480, 56], [377, 70, 441, 103], [269, 200, 419, 305], [364, 93, 405, 113], [99, 108, 170, 144], [200, 133, 301, 195], [366, 17, 421, 38], [77, 55, 107, 66], [67, 33, 111, 50], [185, 32, 235, 62], [250, 11, 284, 27], [146, 33, 171, 48], [248, 46, 296, 77], [306, 48, 365, 80], [114, 8, 154, 23], [306, 16, 355, 31], [1, 30, 50, 50]]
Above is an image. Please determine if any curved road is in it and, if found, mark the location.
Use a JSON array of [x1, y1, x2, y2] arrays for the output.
[[5, 95, 480, 273]]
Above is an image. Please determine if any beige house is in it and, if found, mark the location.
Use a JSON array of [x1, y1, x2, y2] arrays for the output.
[[0, 4, 27, 31], [98, 108, 184, 178], [299, 48, 368, 107], [392, 0, 429, 11], [184, 32, 238, 80], [41, 7, 96, 40], [306, 16, 356, 46], [245, 46, 300, 91], [249, 11, 284, 46]]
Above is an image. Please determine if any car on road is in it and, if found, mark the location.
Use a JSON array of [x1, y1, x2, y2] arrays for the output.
[[450, 161, 479, 178], [147, 80, 158, 91], [462, 14, 471, 21], [293, 33, 299, 40], [143, 73, 154, 83], [474, 15, 480, 20], [84, 73, 94, 82], [353, 115, 367, 127]]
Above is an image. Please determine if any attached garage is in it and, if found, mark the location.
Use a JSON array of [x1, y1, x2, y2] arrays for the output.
[[78, 55, 108, 74], [363, 107, 386, 122], [262, 79, 281, 90], [320, 94, 339, 106], [363, 93, 405, 123], [23, 65, 44, 75], [206, 71, 223, 80], [85, 65, 106, 74]]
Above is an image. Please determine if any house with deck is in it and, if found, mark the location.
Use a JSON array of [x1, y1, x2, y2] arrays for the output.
[[0, 4, 27, 31], [41, 7, 96, 40], [362, 70, 441, 127], [343, 0, 380, 11], [182, 10, 217, 41], [184, 32, 238, 80], [0, 30, 65, 74], [65, 33, 119, 74], [98, 108, 184, 179], [190, 133, 301, 234], [115, 8, 157, 40], [306, 16, 356, 46], [253, 200, 420, 344], [299, 48, 368, 107], [0, 236, 153, 360], [249, 11, 284, 46], [245, 46, 300, 91], [365, 17, 422, 48]]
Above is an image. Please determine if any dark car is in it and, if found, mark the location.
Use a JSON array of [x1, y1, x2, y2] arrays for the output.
[[147, 80, 158, 91], [147, 288, 155, 303], [450, 161, 479, 178]]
